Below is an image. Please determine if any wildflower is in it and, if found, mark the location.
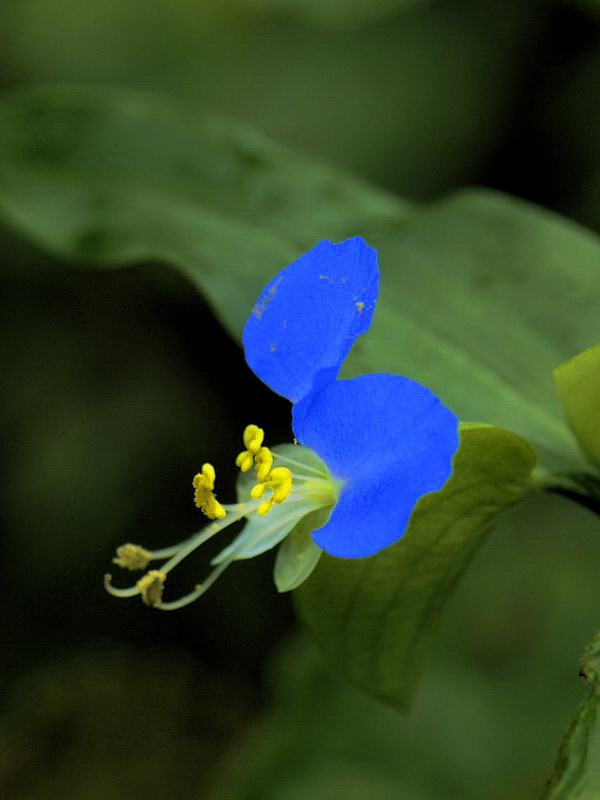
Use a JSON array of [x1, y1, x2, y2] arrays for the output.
[[105, 237, 459, 609]]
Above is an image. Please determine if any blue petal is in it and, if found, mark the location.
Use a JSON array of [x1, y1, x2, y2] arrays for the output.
[[243, 237, 379, 403], [294, 374, 459, 557]]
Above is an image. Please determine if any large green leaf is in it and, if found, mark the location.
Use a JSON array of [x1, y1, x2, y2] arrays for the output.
[[0, 87, 597, 468], [294, 424, 537, 710], [341, 191, 600, 468], [0, 85, 410, 337], [543, 631, 600, 799]]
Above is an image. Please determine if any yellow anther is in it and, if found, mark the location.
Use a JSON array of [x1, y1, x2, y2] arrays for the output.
[[258, 499, 274, 516], [201, 462, 216, 489], [269, 467, 293, 503], [137, 570, 166, 607], [251, 465, 293, 516], [235, 451, 254, 472], [235, 425, 265, 473], [243, 424, 264, 452], [112, 543, 154, 571], [254, 446, 274, 483], [193, 463, 227, 520], [250, 482, 267, 499]]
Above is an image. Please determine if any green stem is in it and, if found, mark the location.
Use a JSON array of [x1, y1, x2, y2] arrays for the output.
[[544, 471, 600, 517]]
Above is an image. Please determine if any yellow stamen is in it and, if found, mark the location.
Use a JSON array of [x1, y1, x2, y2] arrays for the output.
[[252, 465, 293, 516], [137, 570, 166, 607], [255, 446, 274, 483], [243, 424, 265, 451], [193, 463, 227, 520], [258, 499, 274, 516], [269, 467, 293, 503], [112, 543, 154, 571], [235, 451, 254, 472], [250, 482, 266, 499], [235, 424, 265, 472], [106, 427, 302, 610]]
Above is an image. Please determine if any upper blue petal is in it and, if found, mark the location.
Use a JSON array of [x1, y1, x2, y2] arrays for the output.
[[293, 373, 459, 557], [243, 237, 379, 404]]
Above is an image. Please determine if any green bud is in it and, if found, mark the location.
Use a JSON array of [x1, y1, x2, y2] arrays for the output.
[[554, 343, 600, 467]]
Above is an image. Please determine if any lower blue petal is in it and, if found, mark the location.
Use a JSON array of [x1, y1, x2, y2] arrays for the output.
[[293, 374, 459, 557]]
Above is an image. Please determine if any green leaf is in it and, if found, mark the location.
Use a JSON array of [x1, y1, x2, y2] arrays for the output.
[[0, 85, 411, 337], [543, 631, 600, 799], [0, 87, 597, 469], [294, 424, 537, 711], [554, 343, 600, 468], [340, 190, 600, 468]]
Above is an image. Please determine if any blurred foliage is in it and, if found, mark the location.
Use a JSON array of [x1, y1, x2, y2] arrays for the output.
[[544, 630, 600, 798], [228, 0, 430, 28], [0, 646, 251, 800], [544, 43, 600, 231], [1, 0, 600, 798], [0, 0, 547, 199]]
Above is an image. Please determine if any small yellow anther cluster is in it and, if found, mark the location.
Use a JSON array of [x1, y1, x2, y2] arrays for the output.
[[235, 424, 265, 472], [254, 447, 273, 482], [136, 570, 166, 607], [112, 543, 154, 571], [251, 467, 293, 516], [236, 424, 293, 516], [193, 463, 227, 520]]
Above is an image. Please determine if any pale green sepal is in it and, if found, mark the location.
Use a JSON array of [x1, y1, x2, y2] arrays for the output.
[[543, 631, 600, 799], [294, 423, 538, 711], [554, 342, 600, 467], [273, 509, 328, 593], [212, 497, 318, 564]]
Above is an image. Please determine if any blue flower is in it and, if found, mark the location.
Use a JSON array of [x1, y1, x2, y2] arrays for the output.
[[244, 236, 459, 557], [105, 237, 459, 609]]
